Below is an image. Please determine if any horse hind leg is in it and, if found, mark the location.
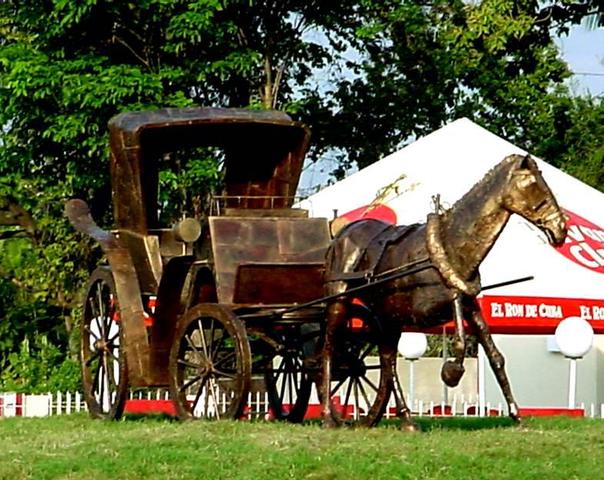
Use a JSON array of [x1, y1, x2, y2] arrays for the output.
[[469, 309, 521, 423], [386, 341, 420, 432], [441, 295, 466, 387]]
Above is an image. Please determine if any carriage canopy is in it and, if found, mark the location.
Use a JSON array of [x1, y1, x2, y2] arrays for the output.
[[108, 107, 311, 233]]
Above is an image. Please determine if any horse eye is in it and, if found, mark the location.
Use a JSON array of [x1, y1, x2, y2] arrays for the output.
[[534, 199, 547, 211]]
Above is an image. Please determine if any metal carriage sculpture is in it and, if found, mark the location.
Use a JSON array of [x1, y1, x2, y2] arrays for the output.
[[66, 107, 334, 421], [66, 107, 568, 427]]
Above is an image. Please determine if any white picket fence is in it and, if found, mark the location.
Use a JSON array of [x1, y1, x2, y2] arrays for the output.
[[2, 390, 604, 419]]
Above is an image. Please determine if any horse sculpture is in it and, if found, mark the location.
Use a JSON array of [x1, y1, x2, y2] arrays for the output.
[[321, 154, 567, 429]]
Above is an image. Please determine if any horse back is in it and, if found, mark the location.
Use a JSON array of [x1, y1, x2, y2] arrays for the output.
[[325, 219, 419, 292]]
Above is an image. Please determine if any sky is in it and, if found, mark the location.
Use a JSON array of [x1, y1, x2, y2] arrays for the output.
[[298, 26, 604, 195], [556, 26, 604, 96]]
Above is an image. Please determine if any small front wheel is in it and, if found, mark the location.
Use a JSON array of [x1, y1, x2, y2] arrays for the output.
[[169, 304, 251, 420]]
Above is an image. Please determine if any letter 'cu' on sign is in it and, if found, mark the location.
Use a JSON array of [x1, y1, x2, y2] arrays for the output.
[[556, 210, 604, 274]]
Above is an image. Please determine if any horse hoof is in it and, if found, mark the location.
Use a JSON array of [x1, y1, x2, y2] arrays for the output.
[[400, 422, 421, 433], [441, 361, 465, 387], [322, 417, 338, 429]]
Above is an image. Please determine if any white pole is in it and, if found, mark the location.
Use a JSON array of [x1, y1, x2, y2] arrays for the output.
[[568, 358, 577, 409], [442, 326, 448, 405], [478, 345, 486, 416], [408, 360, 415, 412]]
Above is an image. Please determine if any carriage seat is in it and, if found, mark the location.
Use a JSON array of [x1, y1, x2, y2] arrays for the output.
[[209, 216, 331, 305]]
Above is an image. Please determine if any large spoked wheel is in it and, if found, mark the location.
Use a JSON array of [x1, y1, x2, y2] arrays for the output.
[[264, 323, 318, 423], [169, 304, 251, 420], [81, 267, 128, 420], [322, 327, 393, 427]]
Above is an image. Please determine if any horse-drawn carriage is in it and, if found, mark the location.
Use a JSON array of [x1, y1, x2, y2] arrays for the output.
[[66, 107, 567, 428], [66, 107, 393, 425]]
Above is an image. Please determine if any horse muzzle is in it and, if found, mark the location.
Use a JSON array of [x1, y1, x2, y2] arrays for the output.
[[544, 213, 568, 247]]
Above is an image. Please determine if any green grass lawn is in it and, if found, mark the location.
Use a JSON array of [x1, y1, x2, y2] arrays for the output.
[[0, 415, 601, 479]]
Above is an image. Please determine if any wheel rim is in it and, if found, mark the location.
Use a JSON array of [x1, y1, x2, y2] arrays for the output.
[[328, 331, 391, 426], [81, 273, 126, 418], [173, 310, 250, 419]]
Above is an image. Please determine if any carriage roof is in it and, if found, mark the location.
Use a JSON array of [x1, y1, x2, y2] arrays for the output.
[[108, 107, 311, 233]]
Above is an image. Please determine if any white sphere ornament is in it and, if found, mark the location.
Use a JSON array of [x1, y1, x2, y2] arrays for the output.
[[555, 316, 594, 359], [398, 332, 428, 360]]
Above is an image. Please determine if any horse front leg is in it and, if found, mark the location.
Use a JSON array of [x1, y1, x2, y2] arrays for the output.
[[441, 295, 466, 387], [385, 340, 420, 432], [321, 299, 347, 428], [469, 309, 521, 423]]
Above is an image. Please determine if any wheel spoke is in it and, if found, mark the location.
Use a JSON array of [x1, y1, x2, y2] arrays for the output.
[[214, 351, 236, 369], [207, 318, 216, 358], [191, 375, 209, 413], [353, 378, 360, 420], [198, 319, 209, 358], [184, 333, 203, 360], [213, 368, 237, 380], [107, 330, 120, 345], [279, 358, 288, 403], [342, 378, 353, 412], [180, 374, 204, 393], [357, 378, 372, 413], [98, 361, 106, 410], [85, 349, 101, 367], [359, 343, 374, 361], [106, 349, 120, 365], [91, 359, 102, 396], [96, 284, 106, 337], [177, 358, 201, 369], [329, 378, 346, 397], [208, 378, 221, 420], [361, 374, 379, 393], [84, 324, 101, 342], [210, 330, 226, 361]]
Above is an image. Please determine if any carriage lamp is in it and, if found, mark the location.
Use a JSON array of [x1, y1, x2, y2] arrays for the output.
[[554, 316, 594, 409], [173, 217, 202, 243], [398, 332, 428, 411]]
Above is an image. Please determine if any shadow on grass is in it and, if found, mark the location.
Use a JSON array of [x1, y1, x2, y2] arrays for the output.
[[123, 413, 179, 423], [380, 416, 516, 431], [119, 412, 517, 431]]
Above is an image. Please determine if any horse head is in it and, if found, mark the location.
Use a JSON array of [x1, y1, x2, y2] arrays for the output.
[[502, 155, 567, 246]]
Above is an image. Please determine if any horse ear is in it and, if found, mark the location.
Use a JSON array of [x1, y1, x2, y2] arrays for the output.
[[519, 155, 536, 170]]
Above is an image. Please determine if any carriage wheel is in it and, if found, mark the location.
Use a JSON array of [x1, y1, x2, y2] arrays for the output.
[[81, 267, 128, 420], [264, 323, 318, 423], [169, 304, 251, 420], [322, 328, 393, 427]]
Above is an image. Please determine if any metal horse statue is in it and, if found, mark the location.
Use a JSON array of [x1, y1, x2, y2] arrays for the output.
[[321, 154, 567, 429]]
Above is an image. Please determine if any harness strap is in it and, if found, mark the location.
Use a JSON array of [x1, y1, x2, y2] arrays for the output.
[[426, 213, 481, 296]]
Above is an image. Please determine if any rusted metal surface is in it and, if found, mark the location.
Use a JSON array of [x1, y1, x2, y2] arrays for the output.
[[108, 108, 310, 234], [65, 200, 151, 386], [209, 216, 330, 304], [321, 154, 567, 429]]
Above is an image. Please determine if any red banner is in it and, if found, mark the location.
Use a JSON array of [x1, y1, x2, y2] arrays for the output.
[[477, 295, 604, 334]]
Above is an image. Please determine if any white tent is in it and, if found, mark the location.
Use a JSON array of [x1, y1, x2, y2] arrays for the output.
[[300, 118, 604, 335]]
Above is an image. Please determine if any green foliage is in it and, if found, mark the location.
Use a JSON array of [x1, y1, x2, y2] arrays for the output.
[[0, 336, 81, 393]]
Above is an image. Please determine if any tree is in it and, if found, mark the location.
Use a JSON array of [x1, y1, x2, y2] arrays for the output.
[[0, 0, 602, 389]]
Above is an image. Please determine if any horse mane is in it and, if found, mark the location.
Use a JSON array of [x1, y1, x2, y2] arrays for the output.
[[444, 154, 523, 219]]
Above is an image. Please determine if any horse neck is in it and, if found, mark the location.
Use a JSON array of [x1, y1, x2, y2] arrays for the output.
[[440, 173, 512, 280]]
